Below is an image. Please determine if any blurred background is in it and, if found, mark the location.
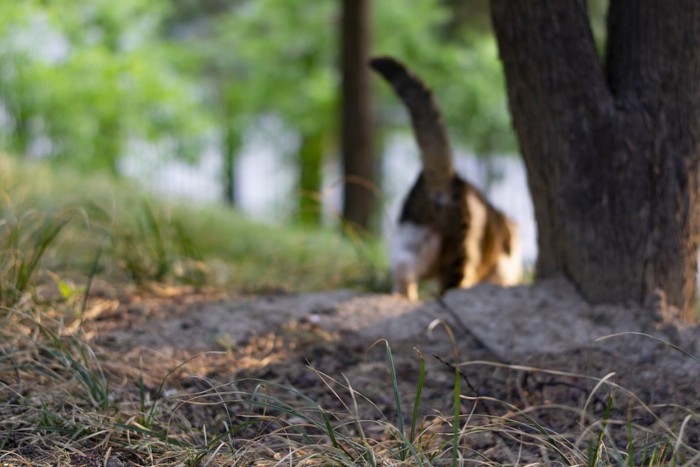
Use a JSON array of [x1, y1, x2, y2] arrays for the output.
[[0, 0, 609, 272]]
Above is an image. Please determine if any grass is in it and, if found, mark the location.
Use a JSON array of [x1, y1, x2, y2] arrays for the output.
[[0, 152, 698, 465], [0, 207, 69, 307], [0, 153, 389, 293]]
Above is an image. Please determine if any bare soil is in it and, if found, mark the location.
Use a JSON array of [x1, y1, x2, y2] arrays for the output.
[[80, 277, 700, 464]]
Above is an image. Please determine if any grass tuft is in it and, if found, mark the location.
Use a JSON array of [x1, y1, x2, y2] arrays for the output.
[[0, 206, 69, 307]]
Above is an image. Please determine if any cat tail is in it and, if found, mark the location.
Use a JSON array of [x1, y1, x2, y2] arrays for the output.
[[370, 56, 455, 193]]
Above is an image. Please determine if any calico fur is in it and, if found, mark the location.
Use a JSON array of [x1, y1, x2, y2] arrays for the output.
[[371, 56, 522, 300]]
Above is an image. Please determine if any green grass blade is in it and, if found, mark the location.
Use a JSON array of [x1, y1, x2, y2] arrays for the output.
[[452, 356, 461, 467], [383, 340, 405, 437], [409, 348, 425, 443], [588, 391, 614, 467]]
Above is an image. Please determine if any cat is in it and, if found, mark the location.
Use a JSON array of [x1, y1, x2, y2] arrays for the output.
[[370, 56, 522, 301]]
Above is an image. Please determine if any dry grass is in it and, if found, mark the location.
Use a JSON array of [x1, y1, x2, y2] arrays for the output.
[[2, 285, 699, 466]]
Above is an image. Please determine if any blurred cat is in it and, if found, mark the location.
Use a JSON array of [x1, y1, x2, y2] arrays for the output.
[[370, 56, 522, 300]]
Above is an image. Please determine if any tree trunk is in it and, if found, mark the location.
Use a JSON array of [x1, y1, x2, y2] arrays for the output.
[[490, 0, 700, 320], [222, 122, 240, 206], [340, 0, 376, 232], [218, 80, 242, 206], [95, 117, 122, 175], [297, 130, 325, 225]]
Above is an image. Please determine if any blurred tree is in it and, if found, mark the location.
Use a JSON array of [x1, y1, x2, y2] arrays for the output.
[[0, 0, 518, 225], [164, 0, 246, 205], [340, 0, 376, 231], [0, 0, 209, 174], [200, 0, 338, 221], [491, 1, 700, 320], [205, 0, 515, 224]]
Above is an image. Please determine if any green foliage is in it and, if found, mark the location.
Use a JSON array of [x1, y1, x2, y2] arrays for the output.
[[1, 0, 516, 222], [195, 0, 339, 216], [374, 0, 516, 157], [0, 1, 209, 172], [205, 0, 515, 159], [208, 0, 338, 135]]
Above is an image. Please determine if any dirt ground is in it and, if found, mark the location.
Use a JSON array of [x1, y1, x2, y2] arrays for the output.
[[80, 277, 700, 464]]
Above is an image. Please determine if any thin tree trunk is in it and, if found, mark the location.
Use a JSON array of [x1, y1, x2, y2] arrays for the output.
[[10, 105, 30, 156], [219, 80, 242, 206], [340, 0, 376, 231], [297, 130, 325, 225], [491, 0, 700, 320], [222, 122, 240, 206], [96, 117, 122, 175]]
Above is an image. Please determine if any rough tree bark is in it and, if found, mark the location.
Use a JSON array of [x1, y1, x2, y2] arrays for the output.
[[490, 0, 700, 320], [340, 0, 376, 231]]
